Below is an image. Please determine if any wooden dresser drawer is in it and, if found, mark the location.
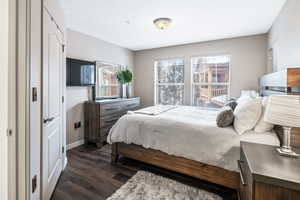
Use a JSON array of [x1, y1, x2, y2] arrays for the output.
[[123, 98, 140, 110], [100, 103, 123, 116], [100, 114, 122, 128]]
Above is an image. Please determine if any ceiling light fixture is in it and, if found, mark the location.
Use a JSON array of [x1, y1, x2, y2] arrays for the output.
[[153, 18, 172, 30]]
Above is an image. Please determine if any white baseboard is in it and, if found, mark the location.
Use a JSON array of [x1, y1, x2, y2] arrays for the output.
[[67, 139, 85, 150], [64, 157, 68, 169]]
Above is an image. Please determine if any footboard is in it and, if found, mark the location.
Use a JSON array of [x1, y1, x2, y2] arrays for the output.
[[111, 143, 240, 189]]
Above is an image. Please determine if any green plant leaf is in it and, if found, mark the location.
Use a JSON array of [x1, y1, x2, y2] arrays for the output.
[[117, 69, 132, 84]]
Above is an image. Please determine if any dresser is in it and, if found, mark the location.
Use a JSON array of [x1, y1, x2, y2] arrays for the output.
[[84, 97, 140, 148], [238, 142, 300, 200]]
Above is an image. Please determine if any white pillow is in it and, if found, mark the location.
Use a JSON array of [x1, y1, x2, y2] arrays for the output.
[[233, 98, 262, 135], [236, 96, 253, 104], [254, 97, 274, 133], [236, 90, 259, 104]]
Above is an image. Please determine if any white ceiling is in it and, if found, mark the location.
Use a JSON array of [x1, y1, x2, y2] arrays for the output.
[[60, 0, 286, 51]]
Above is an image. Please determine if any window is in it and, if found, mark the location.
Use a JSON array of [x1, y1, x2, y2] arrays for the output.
[[96, 63, 121, 98], [154, 59, 184, 105], [191, 55, 230, 108]]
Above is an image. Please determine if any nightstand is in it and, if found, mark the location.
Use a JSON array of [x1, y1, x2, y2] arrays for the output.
[[238, 142, 300, 200]]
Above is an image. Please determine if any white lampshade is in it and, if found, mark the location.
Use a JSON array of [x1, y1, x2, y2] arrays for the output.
[[264, 95, 300, 128]]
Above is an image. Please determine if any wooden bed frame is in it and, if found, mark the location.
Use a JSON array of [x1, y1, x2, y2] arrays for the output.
[[111, 68, 300, 190], [111, 143, 240, 189]]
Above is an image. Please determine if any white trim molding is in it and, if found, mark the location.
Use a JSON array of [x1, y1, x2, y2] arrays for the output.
[[8, 0, 17, 199], [1, 0, 9, 199], [67, 139, 85, 150], [64, 157, 68, 169]]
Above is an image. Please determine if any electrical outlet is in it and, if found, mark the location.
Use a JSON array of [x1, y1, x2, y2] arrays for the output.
[[32, 87, 37, 102], [74, 121, 81, 129]]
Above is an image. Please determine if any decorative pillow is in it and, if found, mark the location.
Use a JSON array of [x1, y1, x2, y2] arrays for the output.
[[233, 98, 262, 135], [216, 106, 234, 127], [254, 97, 274, 133], [225, 101, 238, 111], [237, 90, 259, 104]]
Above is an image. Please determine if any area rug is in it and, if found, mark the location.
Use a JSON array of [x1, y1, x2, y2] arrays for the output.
[[107, 171, 222, 200]]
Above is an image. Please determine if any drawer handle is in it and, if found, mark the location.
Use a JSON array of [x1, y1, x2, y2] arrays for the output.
[[126, 103, 137, 107], [237, 160, 247, 186], [105, 107, 120, 111], [105, 118, 119, 124]]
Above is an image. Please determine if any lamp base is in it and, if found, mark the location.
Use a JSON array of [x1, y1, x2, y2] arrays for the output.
[[277, 147, 300, 158]]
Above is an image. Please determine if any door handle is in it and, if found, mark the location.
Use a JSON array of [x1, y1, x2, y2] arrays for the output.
[[43, 117, 55, 124]]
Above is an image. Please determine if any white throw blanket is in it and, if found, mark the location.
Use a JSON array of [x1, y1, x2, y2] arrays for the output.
[[130, 105, 177, 115], [108, 106, 279, 172]]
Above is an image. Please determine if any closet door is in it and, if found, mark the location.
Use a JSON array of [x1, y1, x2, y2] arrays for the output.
[[42, 9, 63, 200]]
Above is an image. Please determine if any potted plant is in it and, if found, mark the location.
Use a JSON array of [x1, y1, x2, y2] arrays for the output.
[[117, 69, 133, 98]]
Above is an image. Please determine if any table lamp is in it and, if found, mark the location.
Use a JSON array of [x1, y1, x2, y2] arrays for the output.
[[264, 95, 300, 158]]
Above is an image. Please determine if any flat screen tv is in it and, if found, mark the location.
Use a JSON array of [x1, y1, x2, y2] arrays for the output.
[[67, 58, 95, 86]]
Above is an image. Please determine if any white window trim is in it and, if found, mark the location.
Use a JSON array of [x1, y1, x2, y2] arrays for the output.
[[191, 55, 231, 107], [99, 84, 120, 87], [154, 58, 185, 105], [192, 83, 230, 86], [153, 55, 231, 107], [156, 83, 185, 86]]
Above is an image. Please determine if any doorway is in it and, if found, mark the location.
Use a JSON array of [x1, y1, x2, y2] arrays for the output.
[[42, 9, 65, 200]]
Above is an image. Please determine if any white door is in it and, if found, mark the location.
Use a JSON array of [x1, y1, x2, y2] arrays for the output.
[[42, 10, 63, 200]]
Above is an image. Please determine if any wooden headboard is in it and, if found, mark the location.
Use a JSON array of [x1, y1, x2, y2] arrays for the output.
[[259, 68, 300, 149]]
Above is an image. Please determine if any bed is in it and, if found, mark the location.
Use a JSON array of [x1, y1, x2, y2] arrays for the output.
[[108, 106, 279, 172], [108, 68, 300, 190]]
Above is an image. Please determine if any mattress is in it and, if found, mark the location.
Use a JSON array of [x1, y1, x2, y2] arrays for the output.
[[107, 106, 279, 172]]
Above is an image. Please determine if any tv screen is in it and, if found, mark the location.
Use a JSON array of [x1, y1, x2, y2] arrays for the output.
[[67, 58, 95, 86]]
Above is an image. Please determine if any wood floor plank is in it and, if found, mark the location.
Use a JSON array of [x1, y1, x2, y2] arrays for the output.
[[51, 144, 238, 200], [58, 181, 104, 200], [66, 154, 131, 187], [61, 169, 117, 197]]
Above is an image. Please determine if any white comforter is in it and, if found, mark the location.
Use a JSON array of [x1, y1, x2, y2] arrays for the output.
[[107, 106, 279, 172]]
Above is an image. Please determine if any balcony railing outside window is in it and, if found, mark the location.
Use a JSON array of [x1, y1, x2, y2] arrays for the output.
[[191, 55, 230, 108]]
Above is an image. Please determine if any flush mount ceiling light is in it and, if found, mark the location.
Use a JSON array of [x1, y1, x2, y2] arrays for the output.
[[153, 18, 172, 30]]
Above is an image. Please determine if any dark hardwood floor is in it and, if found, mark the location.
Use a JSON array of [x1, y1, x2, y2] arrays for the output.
[[51, 144, 238, 200]]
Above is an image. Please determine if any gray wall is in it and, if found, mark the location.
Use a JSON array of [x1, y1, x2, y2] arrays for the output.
[[66, 29, 134, 146], [134, 34, 268, 107], [268, 0, 300, 72]]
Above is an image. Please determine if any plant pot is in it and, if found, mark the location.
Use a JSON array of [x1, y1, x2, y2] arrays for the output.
[[122, 84, 127, 98], [126, 84, 132, 98]]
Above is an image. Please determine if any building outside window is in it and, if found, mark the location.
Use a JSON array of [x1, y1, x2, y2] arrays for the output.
[[96, 63, 121, 98], [191, 55, 230, 108], [154, 59, 184, 105]]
